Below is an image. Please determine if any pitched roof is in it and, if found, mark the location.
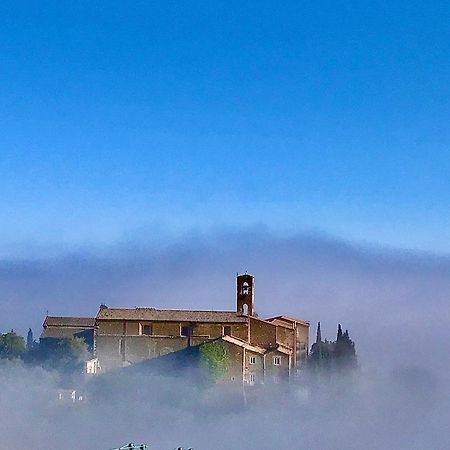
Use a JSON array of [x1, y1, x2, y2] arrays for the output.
[[266, 315, 310, 327], [266, 344, 292, 355], [249, 315, 277, 327], [96, 307, 248, 323], [40, 327, 93, 339], [221, 336, 292, 355], [221, 335, 266, 354], [43, 316, 96, 328]]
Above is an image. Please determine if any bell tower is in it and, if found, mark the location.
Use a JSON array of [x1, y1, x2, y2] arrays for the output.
[[236, 272, 254, 316]]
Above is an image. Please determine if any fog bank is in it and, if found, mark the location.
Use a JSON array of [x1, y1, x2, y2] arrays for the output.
[[1, 230, 449, 373], [0, 361, 448, 450]]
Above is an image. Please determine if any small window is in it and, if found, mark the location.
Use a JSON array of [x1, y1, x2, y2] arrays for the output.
[[249, 356, 256, 365], [223, 326, 231, 336], [249, 373, 255, 384], [181, 325, 191, 337], [142, 325, 152, 335], [242, 281, 249, 295], [273, 356, 281, 366]]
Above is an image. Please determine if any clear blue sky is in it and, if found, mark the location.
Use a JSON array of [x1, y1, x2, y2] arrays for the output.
[[1, 1, 449, 254]]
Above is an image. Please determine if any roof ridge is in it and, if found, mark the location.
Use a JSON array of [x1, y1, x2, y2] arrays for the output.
[[96, 308, 248, 323], [113, 307, 240, 313], [46, 315, 94, 319], [221, 335, 266, 354]]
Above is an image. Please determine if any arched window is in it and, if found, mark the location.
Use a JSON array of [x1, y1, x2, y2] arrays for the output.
[[242, 304, 249, 315], [242, 281, 249, 295]]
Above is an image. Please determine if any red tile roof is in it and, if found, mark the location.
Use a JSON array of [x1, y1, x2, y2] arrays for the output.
[[96, 307, 248, 323], [43, 316, 95, 328], [266, 315, 310, 327]]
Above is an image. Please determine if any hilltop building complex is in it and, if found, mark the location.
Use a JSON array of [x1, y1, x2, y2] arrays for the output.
[[41, 273, 309, 384]]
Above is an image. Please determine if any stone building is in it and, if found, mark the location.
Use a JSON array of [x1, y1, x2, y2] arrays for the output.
[[210, 335, 292, 385], [94, 273, 309, 379], [41, 316, 95, 352]]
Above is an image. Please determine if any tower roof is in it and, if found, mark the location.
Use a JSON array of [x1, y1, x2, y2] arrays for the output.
[[237, 272, 254, 277]]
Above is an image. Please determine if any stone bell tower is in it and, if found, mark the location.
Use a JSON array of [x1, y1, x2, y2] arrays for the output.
[[236, 272, 254, 316]]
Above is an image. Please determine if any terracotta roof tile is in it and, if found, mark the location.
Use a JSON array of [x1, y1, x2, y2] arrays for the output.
[[266, 315, 310, 327], [96, 307, 248, 323], [40, 327, 93, 339], [221, 335, 266, 354], [43, 316, 95, 328]]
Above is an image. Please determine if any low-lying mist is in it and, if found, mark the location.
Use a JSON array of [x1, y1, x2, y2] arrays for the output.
[[0, 360, 448, 450], [1, 229, 449, 449]]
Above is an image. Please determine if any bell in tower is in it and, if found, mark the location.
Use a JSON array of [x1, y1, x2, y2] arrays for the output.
[[236, 272, 254, 316]]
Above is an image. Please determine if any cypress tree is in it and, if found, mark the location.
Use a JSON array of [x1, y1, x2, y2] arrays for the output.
[[27, 328, 34, 350], [307, 323, 357, 378], [336, 324, 343, 341], [316, 322, 322, 343], [334, 326, 357, 371]]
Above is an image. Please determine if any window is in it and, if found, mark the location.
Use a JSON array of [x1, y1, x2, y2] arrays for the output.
[[181, 325, 191, 337], [249, 373, 255, 384], [242, 281, 249, 295], [142, 324, 152, 335], [223, 326, 231, 336], [273, 356, 281, 366], [249, 356, 256, 365]]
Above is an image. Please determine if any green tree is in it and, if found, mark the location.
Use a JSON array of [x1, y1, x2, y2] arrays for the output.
[[307, 322, 332, 373], [0, 331, 26, 359], [307, 322, 357, 376], [199, 341, 230, 382], [27, 328, 35, 350], [26, 337, 89, 372], [334, 326, 357, 371]]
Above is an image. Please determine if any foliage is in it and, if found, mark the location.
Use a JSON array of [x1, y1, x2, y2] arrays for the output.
[[199, 341, 230, 382], [25, 337, 89, 373], [307, 323, 357, 376], [334, 326, 357, 371], [0, 331, 26, 360], [26, 328, 36, 350]]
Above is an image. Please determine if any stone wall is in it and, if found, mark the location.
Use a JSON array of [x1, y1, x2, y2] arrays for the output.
[[95, 319, 252, 371]]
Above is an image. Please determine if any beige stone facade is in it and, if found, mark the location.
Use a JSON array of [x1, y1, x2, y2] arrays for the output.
[[215, 336, 291, 385]]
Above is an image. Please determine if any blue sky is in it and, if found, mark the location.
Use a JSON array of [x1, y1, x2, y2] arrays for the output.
[[1, 1, 449, 254]]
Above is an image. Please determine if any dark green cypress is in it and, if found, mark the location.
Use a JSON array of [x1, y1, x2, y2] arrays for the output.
[[337, 323, 343, 341], [316, 322, 322, 343]]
